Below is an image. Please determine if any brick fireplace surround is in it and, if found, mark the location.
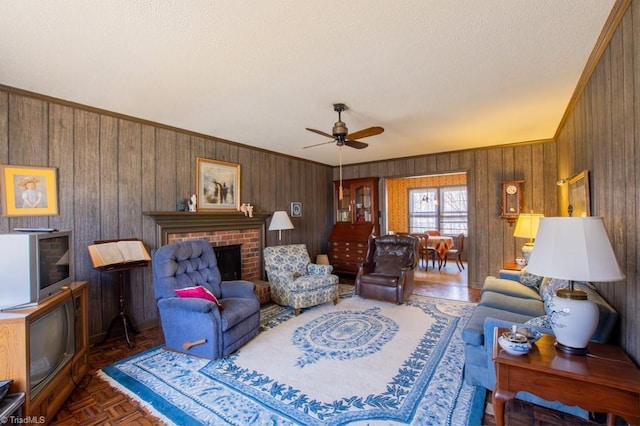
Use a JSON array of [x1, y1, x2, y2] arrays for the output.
[[144, 211, 271, 281]]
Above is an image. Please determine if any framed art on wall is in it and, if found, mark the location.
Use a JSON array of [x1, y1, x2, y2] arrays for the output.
[[291, 202, 302, 217], [1, 164, 59, 216], [196, 158, 240, 211], [567, 170, 590, 217]]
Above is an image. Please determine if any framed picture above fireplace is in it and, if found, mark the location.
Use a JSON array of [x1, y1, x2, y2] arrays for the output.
[[196, 158, 240, 211]]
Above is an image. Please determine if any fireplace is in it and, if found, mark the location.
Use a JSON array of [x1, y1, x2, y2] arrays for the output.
[[144, 211, 270, 281], [214, 244, 242, 281]]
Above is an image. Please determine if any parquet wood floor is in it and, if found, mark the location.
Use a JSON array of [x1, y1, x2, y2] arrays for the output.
[[51, 263, 599, 425]]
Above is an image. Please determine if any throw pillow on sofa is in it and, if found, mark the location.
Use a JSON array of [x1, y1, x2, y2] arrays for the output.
[[525, 315, 552, 330], [539, 278, 569, 314], [519, 267, 545, 289]]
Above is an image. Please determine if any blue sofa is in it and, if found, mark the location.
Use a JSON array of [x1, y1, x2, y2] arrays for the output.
[[462, 270, 618, 418]]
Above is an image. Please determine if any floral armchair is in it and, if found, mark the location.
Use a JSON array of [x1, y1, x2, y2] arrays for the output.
[[263, 244, 339, 315]]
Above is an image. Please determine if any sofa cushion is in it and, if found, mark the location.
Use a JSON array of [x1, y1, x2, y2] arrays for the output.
[[462, 304, 536, 346], [480, 291, 546, 317], [358, 272, 399, 287], [498, 269, 522, 282], [481, 276, 542, 300]]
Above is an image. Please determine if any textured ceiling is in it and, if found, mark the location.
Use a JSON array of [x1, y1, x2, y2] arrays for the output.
[[0, 1, 615, 166]]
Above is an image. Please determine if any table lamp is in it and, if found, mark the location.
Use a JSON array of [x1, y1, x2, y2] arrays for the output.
[[513, 213, 543, 264], [526, 217, 624, 355], [268, 211, 294, 241]]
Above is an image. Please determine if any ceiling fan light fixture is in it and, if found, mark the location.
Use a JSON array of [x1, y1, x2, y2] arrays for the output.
[[303, 103, 384, 151], [333, 121, 348, 137]]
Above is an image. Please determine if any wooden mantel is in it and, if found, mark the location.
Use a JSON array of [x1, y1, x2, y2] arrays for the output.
[[144, 211, 271, 246]]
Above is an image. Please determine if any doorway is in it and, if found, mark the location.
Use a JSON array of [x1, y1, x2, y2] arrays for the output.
[[384, 172, 468, 273]]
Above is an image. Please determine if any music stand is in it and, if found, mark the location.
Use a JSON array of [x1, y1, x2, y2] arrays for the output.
[[91, 238, 150, 348]]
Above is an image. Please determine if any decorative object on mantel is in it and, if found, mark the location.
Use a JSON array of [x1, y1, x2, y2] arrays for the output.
[[268, 211, 294, 241], [196, 157, 240, 212], [1, 164, 59, 216], [240, 203, 254, 217], [188, 194, 197, 212], [526, 217, 624, 355], [176, 198, 188, 212], [512, 212, 543, 264]]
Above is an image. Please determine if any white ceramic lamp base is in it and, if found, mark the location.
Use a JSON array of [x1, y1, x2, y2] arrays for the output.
[[548, 289, 599, 355], [521, 243, 534, 264]]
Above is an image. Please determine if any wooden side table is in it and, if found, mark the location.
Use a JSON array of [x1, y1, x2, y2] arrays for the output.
[[492, 327, 640, 426], [502, 262, 524, 271]]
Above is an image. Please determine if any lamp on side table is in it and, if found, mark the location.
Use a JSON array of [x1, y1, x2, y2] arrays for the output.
[[525, 217, 624, 355], [512, 212, 543, 264]]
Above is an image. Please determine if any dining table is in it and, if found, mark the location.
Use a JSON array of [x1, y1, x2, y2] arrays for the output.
[[417, 235, 454, 270], [427, 235, 454, 257]]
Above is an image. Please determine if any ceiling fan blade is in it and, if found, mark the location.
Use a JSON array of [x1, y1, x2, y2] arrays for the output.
[[303, 140, 335, 149], [344, 139, 368, 149], [347, 126, 384, 140], [305, 128, 334, 139]]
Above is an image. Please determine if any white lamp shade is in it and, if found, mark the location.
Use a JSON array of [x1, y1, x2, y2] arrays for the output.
[[268, 211, 294, 231], [269, 211, 294, 241], [526, 217, 624, 282], [513, 213, 544, 240]]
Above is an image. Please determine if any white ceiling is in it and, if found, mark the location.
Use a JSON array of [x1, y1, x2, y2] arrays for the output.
[[0, 1, 615, 166]]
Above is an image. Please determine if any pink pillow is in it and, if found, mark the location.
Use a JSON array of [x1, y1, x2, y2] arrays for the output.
[[174, 285, 224, 310]]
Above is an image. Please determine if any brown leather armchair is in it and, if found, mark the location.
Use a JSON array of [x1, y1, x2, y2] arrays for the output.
[[355, 234, 420, 304]]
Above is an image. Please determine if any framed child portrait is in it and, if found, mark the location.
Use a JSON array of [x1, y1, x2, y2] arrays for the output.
[[1, 165, 59, 216]]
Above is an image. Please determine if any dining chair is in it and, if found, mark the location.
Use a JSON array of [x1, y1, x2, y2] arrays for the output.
[[442, 233, 465, 271], [424, 235, 439, 269], [410, 233, 428, 270]]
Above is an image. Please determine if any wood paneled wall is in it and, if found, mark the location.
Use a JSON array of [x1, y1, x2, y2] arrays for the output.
[[334, 140, 558, 289], [0, 87, 334, 341], [555, 0, 639, 363]]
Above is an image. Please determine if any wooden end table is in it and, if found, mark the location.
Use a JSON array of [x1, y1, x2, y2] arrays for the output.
[[253, 280, 271, 305], [502, 262, 524, 271], [492, 327, 640, 426]]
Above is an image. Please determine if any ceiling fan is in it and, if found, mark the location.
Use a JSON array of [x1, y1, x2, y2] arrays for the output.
[[304, 103, 384, 150], [304, 103, 384, 200]]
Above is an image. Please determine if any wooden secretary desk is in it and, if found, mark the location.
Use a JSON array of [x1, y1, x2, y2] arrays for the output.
[[328, 177, 380, 275]]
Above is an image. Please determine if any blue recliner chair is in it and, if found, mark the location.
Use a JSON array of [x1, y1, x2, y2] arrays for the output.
[[153, 239, 260, 359]]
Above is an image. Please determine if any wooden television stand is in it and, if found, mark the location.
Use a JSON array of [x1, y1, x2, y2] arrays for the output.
[[0, 281, 89, 423]]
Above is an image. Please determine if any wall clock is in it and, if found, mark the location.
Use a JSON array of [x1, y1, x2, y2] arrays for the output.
[[501, 180, 524, 225]]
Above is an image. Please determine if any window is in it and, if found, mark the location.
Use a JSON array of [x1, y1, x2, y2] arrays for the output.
[[409, 186, 467, 235]]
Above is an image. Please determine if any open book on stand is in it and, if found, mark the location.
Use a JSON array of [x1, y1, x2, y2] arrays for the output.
[[88, 240, 151, 269]]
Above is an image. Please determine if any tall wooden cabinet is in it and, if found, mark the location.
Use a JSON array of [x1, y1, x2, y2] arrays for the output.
[[0, 281, 89, 423], [328, 177, 380, 274]]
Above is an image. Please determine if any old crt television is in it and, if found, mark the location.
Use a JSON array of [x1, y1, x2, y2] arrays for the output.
[[29, 295, 76, 398], [0, 230, 73, 310]]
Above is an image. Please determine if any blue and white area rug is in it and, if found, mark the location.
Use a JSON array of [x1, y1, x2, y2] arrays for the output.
[[99, 294, 485, 425]]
